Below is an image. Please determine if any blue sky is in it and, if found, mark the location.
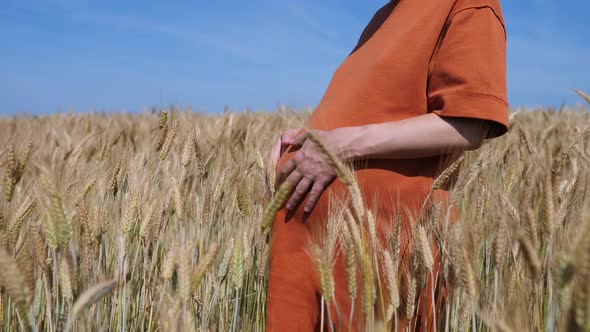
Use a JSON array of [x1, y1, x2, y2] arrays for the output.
[[0, 0, 588, 115]]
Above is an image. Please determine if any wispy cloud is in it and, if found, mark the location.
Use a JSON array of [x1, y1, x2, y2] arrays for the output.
[[280, 0, 363, 44], [70, 11, 269, 63], [63, 1, 361, 66]]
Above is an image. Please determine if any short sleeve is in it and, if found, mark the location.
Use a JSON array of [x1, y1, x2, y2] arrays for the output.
[[427, 3, 509, 138]]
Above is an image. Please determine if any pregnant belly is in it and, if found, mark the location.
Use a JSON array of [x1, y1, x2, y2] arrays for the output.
[[276, 149, 449, 227]]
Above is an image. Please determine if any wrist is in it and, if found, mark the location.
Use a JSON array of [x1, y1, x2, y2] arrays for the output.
[[326, 126, 367, 161]]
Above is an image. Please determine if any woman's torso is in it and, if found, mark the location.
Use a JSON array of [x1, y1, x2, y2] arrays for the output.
[[280, 0, 463, 220]]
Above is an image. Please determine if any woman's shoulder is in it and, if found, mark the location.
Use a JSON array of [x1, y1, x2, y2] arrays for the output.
[[450, 0, 504, 23]]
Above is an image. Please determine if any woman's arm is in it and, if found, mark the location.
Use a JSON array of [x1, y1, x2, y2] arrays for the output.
[[277, 114, 494, 213], [311, 113, 493, 161]]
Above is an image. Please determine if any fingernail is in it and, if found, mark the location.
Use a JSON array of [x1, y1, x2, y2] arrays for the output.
[[286, 204, 292, 210], [304, 207, 310, 213]]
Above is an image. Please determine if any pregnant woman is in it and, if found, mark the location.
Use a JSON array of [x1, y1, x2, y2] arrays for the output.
[[266, 0, 509, 330]]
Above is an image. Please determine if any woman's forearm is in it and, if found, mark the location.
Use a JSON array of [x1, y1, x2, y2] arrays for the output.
[[330, 113, 492, 160]]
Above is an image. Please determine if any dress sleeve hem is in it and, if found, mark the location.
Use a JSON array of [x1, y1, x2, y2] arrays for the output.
[[429, 91, 509, 138]]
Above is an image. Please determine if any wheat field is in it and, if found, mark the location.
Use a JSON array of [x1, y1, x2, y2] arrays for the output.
[[0, 99, 589, 331]]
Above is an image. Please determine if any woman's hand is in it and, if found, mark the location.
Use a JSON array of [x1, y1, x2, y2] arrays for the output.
[[266, 129, 300, 193], [275, 130, 339, 213]]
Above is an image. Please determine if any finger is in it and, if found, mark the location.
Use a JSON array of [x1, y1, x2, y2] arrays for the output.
[[276, 159, 297, 185], [266, 138, 282, 191], [291, 131, 309, 147], [282, 171, 304, 199], [268, 138, 281, 167], [304, 181, 326, 213], [285, 177, 313, 211], [281, 129, 300, 146], [280, 130, 301, 155]]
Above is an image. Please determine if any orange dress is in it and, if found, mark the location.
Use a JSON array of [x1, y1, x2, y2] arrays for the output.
[[266, 0, 509, 330]]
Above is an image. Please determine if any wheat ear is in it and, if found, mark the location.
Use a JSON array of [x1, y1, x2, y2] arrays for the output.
[[311, 244, 335, 303], [0, 248, 31, 330], [421, 155, 464, 215], [8, 197, 36, 248], [159, 110, 168, 129], [217, 238, 234, 280], [177, 246, 192, 303], [260, 181, 294, 231], [575, 89, 590, 104], [415, 225, 434, 273], [518, 231, 541, 280], [341, 223, 357, 300], [70, 280, 117, 320], [381, 249, 399, 322], [236, 180, 251, 217], [192, 241, 219, 289]]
